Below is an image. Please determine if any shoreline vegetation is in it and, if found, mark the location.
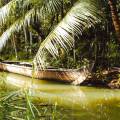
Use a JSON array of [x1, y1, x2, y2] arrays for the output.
[[82, 68, 120, 89]]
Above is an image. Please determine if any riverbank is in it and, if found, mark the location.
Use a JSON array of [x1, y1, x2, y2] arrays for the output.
[[82, 68, 120, 89], [0, 62, 120, 89]]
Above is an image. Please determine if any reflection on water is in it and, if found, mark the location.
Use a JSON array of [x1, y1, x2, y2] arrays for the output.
[[1, 72, 120, 120]]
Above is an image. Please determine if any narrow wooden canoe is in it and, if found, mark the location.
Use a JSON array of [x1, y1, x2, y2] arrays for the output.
[[0, 61, 93, 84]]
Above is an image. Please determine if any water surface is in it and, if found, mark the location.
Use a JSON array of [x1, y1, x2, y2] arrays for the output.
[[0, 72, 120, 120]]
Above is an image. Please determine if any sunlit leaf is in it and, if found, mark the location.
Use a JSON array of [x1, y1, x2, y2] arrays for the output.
[[33, 0, 102, 69]]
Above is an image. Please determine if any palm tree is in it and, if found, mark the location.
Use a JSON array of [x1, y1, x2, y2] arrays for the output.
[[0, 0, 64, 49], [33, 0, 101, 69], [0, 0, 101, 69], [108, 0, 120, 42]]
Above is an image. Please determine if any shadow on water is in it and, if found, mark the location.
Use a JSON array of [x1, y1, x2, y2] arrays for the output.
[[1, 72, 120, 120]]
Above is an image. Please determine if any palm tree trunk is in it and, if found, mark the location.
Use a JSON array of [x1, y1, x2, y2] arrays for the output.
[[12, 35, 18, 60], [61, 0, 64, 18], [108, 0, 120, 42]]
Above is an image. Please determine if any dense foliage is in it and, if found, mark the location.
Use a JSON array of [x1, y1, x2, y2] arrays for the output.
[[0, 0, 120, 70]]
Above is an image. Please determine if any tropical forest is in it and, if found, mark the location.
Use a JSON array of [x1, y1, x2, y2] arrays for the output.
[[0, 0, 120, 119]]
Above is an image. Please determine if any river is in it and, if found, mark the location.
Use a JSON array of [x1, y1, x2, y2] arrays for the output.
[[0, 72, 120, 120]]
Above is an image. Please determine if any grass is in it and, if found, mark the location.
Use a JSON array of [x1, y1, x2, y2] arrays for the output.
[[0, 72, 59, 120], [0, 86, 59, 120], [0, 89, 58, 120]]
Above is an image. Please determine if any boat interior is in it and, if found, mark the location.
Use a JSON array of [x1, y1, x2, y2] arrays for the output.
[[2, 61, 32, 67]]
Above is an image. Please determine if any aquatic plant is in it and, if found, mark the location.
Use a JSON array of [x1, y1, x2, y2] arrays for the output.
[[0, 87, 59, 120]]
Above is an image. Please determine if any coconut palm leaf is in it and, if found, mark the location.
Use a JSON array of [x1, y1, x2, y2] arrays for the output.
[[0, 0, 63, 50], [0, 0, 62, 26], [33, 0, 102, 69], [0, 0, 30, 25], [0, 8, 35, 50]]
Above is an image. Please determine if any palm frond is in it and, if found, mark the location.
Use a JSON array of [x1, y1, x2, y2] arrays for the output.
[[0, 0, 63, 51], [0, 0, 63, 26], [0, 0, 27, 25], [39, 0, 62, 16], [33, 1, 102, 69], [0, 8, 35, 51]]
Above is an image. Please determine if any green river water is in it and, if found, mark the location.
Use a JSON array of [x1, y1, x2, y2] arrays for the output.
[[0, 72, 120, 120]]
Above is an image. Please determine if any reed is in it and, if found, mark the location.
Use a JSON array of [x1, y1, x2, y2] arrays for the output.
[[0, 79, 58, 120]]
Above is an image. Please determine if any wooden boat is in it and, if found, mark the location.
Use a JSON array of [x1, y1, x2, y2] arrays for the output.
[[0, 61, 94, 85]]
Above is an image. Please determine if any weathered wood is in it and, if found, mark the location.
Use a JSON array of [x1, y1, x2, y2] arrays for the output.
[[108, 0, 120, 42], [0, 61, 92, 85]]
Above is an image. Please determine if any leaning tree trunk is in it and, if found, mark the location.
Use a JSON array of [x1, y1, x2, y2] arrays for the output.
[[108, 0, 120, 42]]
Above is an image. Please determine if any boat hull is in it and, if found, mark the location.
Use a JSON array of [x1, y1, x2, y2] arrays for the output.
[[0, 62, 89, 83]]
